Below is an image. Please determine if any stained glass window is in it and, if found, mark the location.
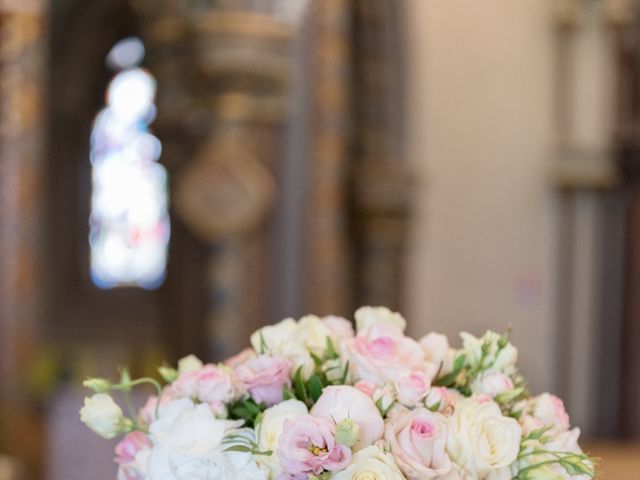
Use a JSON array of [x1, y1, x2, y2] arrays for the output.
[[89, 37, 170, 290]]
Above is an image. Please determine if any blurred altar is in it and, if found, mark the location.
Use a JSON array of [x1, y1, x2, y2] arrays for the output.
[[1, 0, 640, 478]]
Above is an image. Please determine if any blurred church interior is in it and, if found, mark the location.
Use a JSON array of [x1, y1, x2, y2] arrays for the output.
[[1, 0, 640, 478]]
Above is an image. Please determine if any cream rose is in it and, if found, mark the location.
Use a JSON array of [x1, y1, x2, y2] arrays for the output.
[[255, 399, 308, 473], [323, 315, 355, 339], [446, 399, 521, 478], [419, 333, 449, 365], [250, 318, 297, 354], [355, 306, 407, 333], [292, 314, 333, 355], [332, 445, 406, 480], [311, 386, 384, 450], [385, 407, 452, 479], [177, 354, 204, 375], [250, 318, 316, 378], [80, 393, 128, 439]]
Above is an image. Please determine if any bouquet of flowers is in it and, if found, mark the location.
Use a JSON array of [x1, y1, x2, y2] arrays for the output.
[[80, 306, 596, 480]]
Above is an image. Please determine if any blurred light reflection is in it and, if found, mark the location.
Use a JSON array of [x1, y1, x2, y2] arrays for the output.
[[89, 38, 169, 290]]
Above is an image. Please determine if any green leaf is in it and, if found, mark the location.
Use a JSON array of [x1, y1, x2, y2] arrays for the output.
[[259, 332, 268, 355], [254, 412, 264, 427], [308, 374, 324, 402], [224, 445, 253, 453], [325, 337, 339, 360], [228, 398, 266, 427], [339, 361, 350, 385], [119, 368, 132, 392], [283, 385, 295, 400], [252, 449, 273, 456], [293, 367, 308, 404], [435, 354, 467, 387], [426, 400, 441, 412], [310, 352, 324, 367], [433, 370, 458, 388], [157, 366, 178, 383], [453, 354, 466, 371]]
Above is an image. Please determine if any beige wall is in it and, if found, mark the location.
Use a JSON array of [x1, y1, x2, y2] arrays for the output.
[[404, 0, 558, 393]]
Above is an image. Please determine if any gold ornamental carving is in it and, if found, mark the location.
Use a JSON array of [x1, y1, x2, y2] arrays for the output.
[[174, 137, 276, 241]]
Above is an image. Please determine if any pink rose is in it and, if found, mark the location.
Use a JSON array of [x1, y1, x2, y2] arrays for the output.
[[532, 393, 570, 431], [311, 386, 384, 450], [138, 387, 179, 424], [322, 315, 355, 339], [395, 371, 430, 407], [115, 431, 151, 464], [278, 415, 351, 477], [223, 348, 256, 369], [235, 355, 292, 406], [172, 364, 238, 406], [471, 371, 514, 397], [519, 414, 544, 436], [385, 407, 452, 480], [342, 324, 427, 385], [473, 394, 494, 404], [115, 431, 151, 480], [354, 380, 376, 397]]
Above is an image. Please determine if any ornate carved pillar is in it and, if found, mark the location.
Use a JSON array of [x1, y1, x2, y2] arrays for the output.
[[303, 0, 353, 316], [351, 0, 413, 310], [171, 5, 304, 358], [0, 0, 46, 474]]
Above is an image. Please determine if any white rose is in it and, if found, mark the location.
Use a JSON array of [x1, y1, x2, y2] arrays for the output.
[[419, 332, 450, 366], [292, 314, 333, 355], [546, 427, 583, 454], [177, 354, 204, 375], [332, 445, 405, 480], [447, 399, 522, 478], [355, 306, 407, 333], [79, 393, 128, 439], [256, 399, 308, 473], [147, 398, 246, 479], [250, 318, 297, 354], [311, 386, 384, 450]]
